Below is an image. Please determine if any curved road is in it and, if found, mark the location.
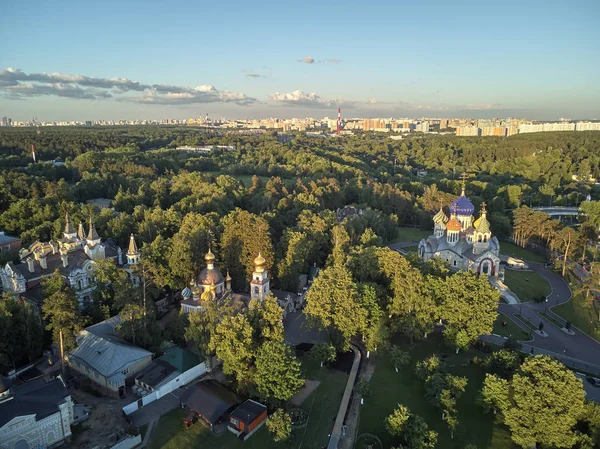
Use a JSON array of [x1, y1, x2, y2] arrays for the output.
[[498, 262, 600, 366]]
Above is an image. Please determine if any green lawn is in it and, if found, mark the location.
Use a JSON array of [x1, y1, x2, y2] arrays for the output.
[[493, 313, 531, 341], [403, 245, 419, 253], [391, 227, 431, 243], [358, 337, 516, 449], [503, 270, 551, 303], [147, 356, 348, 449], [499, 242, 546, 263], [553, 294, 600, 343]]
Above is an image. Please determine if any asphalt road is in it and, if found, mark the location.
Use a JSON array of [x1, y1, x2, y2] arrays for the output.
[[498, 262, 600, 367]]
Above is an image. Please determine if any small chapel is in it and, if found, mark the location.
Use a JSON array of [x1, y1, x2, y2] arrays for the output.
[[418, 181, 502, 277], [180, 249, 298, 316]]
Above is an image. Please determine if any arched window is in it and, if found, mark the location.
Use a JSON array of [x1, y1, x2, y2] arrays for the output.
[[453, 260, 457, 266], [484, 235, 488, 242], [254, 286, 259, 295]]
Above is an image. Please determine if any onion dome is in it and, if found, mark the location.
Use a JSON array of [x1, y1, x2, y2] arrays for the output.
[[205, 249, 216, 263], [226, 271, 232, 282], [449, 195, 475, 216], [181, 287, 192, 299], [254, 252, 266, 272], [197, 266, 224, 285], [0, 376, 12, 394], [433, 207, 448, 224], [209, 281, 216, 292], [446, 216, 462, 232], [474, 214, 491, 234]]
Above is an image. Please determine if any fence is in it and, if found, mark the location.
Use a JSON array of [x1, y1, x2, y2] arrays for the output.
[[110, 434, 141, 449], [122, 362, 206, 416]]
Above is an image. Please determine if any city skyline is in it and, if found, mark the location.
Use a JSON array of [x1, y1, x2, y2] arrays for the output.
[[1, 0, 599, 121]]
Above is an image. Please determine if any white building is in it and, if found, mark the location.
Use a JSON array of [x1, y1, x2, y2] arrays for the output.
[[418, 188, 501, 277], [0, 214, 122, 308], [0, 375, 74, 449]]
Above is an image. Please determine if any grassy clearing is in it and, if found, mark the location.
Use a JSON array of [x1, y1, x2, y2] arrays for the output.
[[147, 356, 347, 449], [499, 242, 546, 263], [392, 227, 431, 243], [539, 312, 564, 328], [493, 313, 531, 341], [553, 294, 600, 343], [357, 337, 516, 449], [503, 270, 551, 303]]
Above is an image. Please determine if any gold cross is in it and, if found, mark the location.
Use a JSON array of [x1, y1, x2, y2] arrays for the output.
[[481, 201, 487, 212]]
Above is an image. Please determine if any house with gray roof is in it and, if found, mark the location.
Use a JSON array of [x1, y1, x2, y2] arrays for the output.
[[0, 375, 74, 449], [0, 213, 124, 308], [67, 316, 152, 397]]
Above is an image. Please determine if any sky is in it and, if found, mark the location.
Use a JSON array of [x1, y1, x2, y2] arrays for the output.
[[1, 0, 599, 121]]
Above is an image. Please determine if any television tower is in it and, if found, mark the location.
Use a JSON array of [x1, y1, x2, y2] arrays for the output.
[[337, 108, 341, 134]]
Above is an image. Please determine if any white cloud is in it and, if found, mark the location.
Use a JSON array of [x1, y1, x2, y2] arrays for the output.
[[297, 56, 315, 64], [0, 67, 256, 105], [296, 57, 342, 64]]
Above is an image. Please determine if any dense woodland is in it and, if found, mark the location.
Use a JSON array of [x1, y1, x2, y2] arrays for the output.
[[2, 127, 600, 448]]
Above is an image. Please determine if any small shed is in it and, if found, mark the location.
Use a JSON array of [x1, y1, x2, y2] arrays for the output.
[[228, 399, 268, 440], [179, 380, 241, 432]]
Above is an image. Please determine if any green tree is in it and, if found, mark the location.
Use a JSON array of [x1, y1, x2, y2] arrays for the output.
[[304, 264, 367, 351], [255, 340, 304, 404], [389, 345, 411, 372], [210, 314, 255, 387], [41, 270, 81, 375], [310, 342, 337, 366], [266, 409, 292, 442], [277, 230, 314, 291], [479, 374, 510, 415], [503, 355, 585, 449], [386, 404, 437, 449], [439, 271, 499, 352], [0, 296, 43, 372], [221, 208, 273, 291]]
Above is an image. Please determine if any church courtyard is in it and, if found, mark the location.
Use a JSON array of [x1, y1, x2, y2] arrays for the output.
[[502, 269, 551, 303]]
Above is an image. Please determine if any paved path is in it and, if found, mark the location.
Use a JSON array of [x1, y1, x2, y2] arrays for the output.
[[497, 261, 600, 366], [129, 387, 188, 427], [327, 345, 361, 449]]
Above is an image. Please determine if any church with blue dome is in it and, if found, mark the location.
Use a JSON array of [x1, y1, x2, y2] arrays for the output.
[[417, 183, 502, 278]]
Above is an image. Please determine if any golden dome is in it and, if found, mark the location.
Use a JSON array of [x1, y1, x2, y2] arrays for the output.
[[226, 270, 232, 281], [209, 281, 216, 292], [254, 252, 266, 267], [433, 207, 448, 224], [205, 248, 215, 262]]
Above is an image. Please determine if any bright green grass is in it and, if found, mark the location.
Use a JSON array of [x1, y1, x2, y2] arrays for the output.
[[391, 227, 431, 243], [493, 313, 531, 341], [147, 356, 347, 449], [503, 270, 551, 303], [553, 294, 600, 343], [357, 337, 516, 449], [499, 242, 546, 263]]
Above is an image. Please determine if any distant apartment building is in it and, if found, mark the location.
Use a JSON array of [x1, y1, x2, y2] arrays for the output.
[[456, 126, 481, 136], [575, 122, 600, 131], [175, 145, 215, 154], [415, 122, 430, 133], [480, 126, 507, 137], [440, 119, 449, 129]]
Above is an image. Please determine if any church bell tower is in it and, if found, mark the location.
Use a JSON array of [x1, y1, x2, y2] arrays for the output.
[[250, 253, 269, 300]]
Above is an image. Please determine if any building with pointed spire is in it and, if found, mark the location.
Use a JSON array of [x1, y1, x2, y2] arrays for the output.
[[418, 183, 501, 277], [0, 213, 124, 308]]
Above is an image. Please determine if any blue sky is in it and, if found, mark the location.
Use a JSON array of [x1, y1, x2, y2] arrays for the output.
[[1, 0, 599, 121]]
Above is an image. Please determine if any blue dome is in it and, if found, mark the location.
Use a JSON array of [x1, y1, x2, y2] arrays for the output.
[[182, 287, 192, 298], [450, 195, 475, 216]]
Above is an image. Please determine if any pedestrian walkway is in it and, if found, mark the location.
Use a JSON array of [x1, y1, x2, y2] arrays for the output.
[[327, 345, 361, 449]]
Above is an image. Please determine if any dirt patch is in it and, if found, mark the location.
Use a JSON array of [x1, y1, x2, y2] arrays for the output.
[[69, 388, 132, 449], [290, 379, 321, 406]]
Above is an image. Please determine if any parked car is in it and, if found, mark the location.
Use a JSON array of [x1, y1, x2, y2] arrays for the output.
[[586, 376, 600, 387]]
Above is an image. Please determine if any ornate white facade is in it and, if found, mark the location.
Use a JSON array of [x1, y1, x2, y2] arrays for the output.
[[418, 190, 501, 277]]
